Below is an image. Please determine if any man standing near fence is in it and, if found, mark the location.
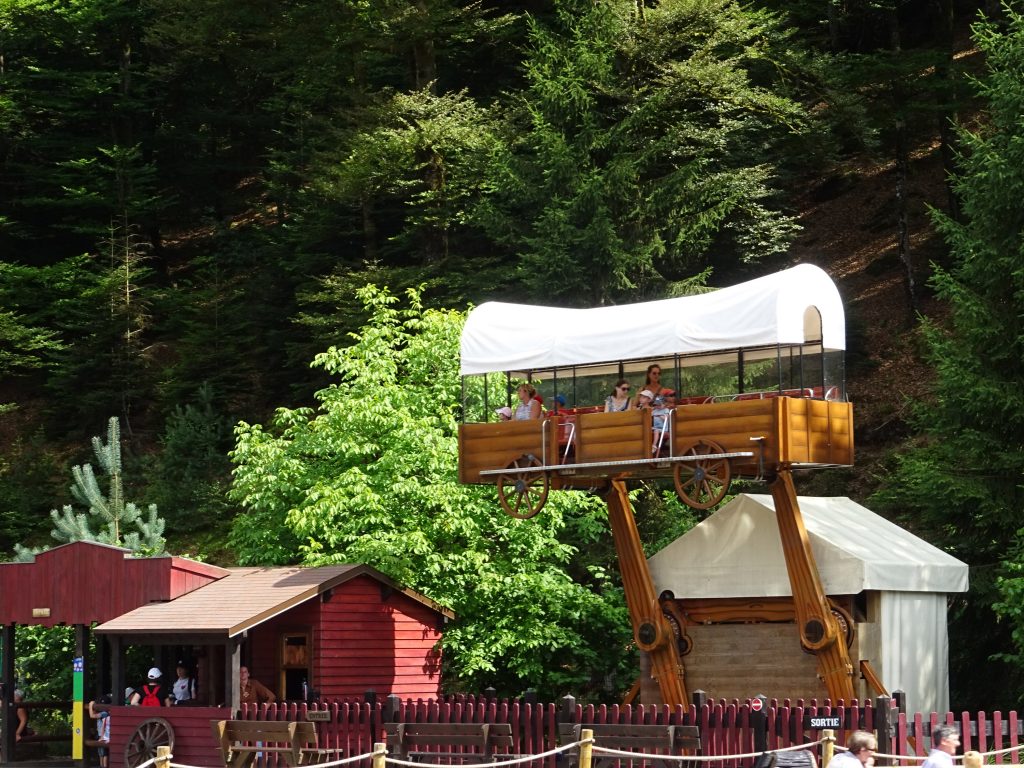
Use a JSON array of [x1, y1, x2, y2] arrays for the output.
[[827, 731, 877, 768], [922, 725, 960, 768]]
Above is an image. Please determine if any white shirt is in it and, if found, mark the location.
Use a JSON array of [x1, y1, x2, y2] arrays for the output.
[[172, 676, 194, 702], [922, 750, 954, 768]]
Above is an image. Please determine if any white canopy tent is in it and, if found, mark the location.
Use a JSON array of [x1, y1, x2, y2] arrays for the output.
[[460, 263, 845, 376], [648, 494, 968, 714]]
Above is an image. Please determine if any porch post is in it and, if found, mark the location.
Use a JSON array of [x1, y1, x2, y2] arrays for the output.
[[225, 638, 241, 714], [109, 636, 123, 707], [74, 623, 90, 768], [1, 624, 15, 765]]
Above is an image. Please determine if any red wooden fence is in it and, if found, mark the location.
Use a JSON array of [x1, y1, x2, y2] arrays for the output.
[[225, 695, 1024, 768]]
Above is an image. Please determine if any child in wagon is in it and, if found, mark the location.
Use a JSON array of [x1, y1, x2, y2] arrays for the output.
[[651, 389, 676, 455]]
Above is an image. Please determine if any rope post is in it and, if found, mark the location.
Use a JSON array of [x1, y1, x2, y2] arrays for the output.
[[822, 729, 836, 767], [374, 742, 387, 768], [580, 728, 594, 768], [963, 752, 982, 768], [156, 745, 171, 768]]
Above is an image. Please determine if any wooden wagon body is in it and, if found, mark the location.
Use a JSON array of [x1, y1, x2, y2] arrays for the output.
[[458, 264, 854, 512]]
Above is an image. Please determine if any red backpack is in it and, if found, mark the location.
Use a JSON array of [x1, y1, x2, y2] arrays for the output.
[[140, 684, 162, 706]]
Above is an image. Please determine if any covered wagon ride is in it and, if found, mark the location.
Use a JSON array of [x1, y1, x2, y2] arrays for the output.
[[458, 264, 858, 706]]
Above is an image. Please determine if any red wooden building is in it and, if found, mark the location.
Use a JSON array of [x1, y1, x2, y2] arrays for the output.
[[94, 563, 452, 707], [0, 542, 452, 767]]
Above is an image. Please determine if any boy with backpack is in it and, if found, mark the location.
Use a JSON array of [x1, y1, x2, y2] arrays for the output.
[[129, 668, 169, 706]]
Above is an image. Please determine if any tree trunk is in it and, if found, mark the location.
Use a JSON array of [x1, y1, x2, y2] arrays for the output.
[[933, 0, 960, 221]]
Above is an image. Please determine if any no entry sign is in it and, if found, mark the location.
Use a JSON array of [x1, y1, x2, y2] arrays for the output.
[[750, 698, 763, 712]]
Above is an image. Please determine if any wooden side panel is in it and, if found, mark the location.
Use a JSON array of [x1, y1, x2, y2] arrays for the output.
[[681, 623, 824, 701], [778, 399, 854, 466], [674, 400, 780, 471], [108, 705, 225, 768], [458, 421, 558, 483], [576, 410, 649, 464]]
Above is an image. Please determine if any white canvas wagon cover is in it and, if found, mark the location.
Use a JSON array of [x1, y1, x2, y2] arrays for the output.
[[460, 263, 845, 376]]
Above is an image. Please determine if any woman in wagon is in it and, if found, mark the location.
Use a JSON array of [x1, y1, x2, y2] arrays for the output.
[[514, 383, 542, 420], [643, 364, 666, 402], [604, 379, 633, 412]]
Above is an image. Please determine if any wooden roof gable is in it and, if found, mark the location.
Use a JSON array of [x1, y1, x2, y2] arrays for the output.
[[0, 541, 230, 626], [94, 563, 454, 637]]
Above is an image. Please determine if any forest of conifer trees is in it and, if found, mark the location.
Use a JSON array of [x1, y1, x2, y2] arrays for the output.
[[3, 0, 1024, 708]]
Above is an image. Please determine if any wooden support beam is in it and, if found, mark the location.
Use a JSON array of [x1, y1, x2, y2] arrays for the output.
[[770, 470, 855, 701], [604, 480, 688, 706]]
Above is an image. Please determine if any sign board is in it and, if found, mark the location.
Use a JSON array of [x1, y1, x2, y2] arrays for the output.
[[306, 710, 332, 722], [750, 698, 763, 712], [809, 716, 842, 729]]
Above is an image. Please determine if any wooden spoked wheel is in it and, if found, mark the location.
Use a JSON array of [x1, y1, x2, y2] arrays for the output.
[[125, 718, 174, 768], [497, 454, 549, 519], [673, 439, 732, 510]]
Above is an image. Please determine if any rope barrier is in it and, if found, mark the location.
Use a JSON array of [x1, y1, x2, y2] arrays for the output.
[[593, 737, 827, 763], [134, 754, 167, 768], [874, 743, 1024, 766], [384, 739, 590, 768], [302, 750, 387, 767]]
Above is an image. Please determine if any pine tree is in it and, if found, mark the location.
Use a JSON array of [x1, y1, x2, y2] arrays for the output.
[[14, 417, 166, 560], [870, 7, 1024, 710]]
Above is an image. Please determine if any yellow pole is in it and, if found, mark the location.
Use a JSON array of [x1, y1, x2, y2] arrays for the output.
[[822, 729, 836, 767], [374, 742, 387, 768], [580, 729, 594, 768], [963, 752, 982, 768], [156, 745, 171, 768]]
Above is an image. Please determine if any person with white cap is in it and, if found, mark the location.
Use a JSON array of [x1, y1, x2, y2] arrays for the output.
[[129, 667, 170, 707], [495, 406, 513, 421]]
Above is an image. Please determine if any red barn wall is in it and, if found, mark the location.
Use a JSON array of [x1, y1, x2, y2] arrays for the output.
[[247, 576, 443, 701], [0, 543, 225, 626]]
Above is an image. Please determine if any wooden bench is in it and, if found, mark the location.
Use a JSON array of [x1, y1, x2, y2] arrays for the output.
[[384, 722, 515, 763], [752, 750, 818, 768], [559, 723, 701, 768], [213, 719, 339, 768]]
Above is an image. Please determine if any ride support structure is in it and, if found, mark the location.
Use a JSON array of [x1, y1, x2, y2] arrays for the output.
[[604, 480, 688, 707], [770, 471, 856, 701]]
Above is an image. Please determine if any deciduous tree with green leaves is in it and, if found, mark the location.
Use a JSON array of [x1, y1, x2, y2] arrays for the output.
[[229, 285, 634, 698]]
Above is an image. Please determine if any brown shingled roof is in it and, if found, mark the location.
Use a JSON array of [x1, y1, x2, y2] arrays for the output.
[[94, 564, 453, 636]]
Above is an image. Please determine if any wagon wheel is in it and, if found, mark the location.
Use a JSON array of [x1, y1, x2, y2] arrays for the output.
[[673, 439, 732, 510], [124, 717, 174, 768], [497, 454, 549, 519]]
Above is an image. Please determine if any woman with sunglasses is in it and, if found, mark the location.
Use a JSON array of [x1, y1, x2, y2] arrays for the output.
[[643, 364, 666, 404], [604, 379, 634, 412]]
